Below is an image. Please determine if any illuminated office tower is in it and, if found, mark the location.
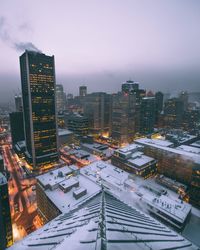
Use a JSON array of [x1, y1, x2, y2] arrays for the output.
[[0, 173, 13, 250], [20, 51, 58, 169]]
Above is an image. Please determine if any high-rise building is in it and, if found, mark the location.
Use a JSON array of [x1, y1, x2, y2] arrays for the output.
[[14, 95, 22, 112], [56, 84, 65, 112], [121, 80, 139, 93], [179, 91, 188, 111], [0, 154, 4, 173], [84, 92, 111, 135], [67, 113, 89, 136], [20, 51, 58, 169], [111, 92, 137, 145], [0, 173, 13, 249], [9, 112, 25, 147], [155, 91, 164, 113], [79, 85, 87, 97], [140, 97, 156, 134], [164, 98, 184, 128]]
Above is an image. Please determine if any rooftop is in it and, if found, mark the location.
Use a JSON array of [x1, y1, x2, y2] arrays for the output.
[[8, 190, 198, 250], [0, 172, 7, 185], [127, 152, 155, 168], [115, 143, 143, 155], [37, 165, 101, 213], [135, 138, 200, 164], [191, 140, 200, 148], [58, 129, 73, 136], [176, 145, 200, 155]]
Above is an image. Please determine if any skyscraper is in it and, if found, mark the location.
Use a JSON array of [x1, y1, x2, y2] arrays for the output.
[[164, 98, 184, 128], [111, 92, 137, 145], [9, 112, 25, 147], [56, 84, 65, 113], [0, 173, 13, 250], [14, 95, 22, 112], [155, 91, 164, 126], [0, 154, 4, 173], [79, 85, 87, 97], [20, 51, 58, 169], [84, 92, 111, 135], [140, 97, 156, 134]]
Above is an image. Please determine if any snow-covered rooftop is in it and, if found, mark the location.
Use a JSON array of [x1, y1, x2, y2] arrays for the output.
[[190, 140, 200, 148], [58, 129, 73, 136], [135, 138, 200, 164], [8, 190, 198, 250], [37, 165, 101, 213], [116, 143, 143, 154], [127, 152, 155, 168], [176, 145, 200, 155], [0, 172, 7, 185]]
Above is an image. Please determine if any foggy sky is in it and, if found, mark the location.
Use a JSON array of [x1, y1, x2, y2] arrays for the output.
[[0, 0, 200, 103]]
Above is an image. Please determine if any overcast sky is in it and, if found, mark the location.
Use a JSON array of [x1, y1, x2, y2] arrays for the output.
[[0, 0, 200, 103]]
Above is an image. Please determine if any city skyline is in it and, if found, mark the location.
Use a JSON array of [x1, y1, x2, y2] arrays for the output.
[[0, 0, 200, 103]]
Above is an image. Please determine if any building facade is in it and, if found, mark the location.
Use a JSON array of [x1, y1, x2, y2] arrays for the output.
[[9, 112, 25, 147], [79, 85, 87, 97], [0, 173, 13, 250], [20, 51, 58, 169], [111, 92, 138, 145], [140, 97, 156, 135], [84, 92, 111, 135]]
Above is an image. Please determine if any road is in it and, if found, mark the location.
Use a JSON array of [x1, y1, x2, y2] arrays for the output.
[[1, 143, 42, 241]]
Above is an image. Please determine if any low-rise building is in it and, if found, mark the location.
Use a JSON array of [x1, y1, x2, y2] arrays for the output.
[[81, 142, 113, 160], [58, 129, 75, 147], [36, 165, 101, 224], [135, 138, 200, 207], [111, 144, 157, 178]]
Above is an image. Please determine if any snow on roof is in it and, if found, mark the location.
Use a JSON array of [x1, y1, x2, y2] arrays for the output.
[[190, 140, 200, 148], [135, 138, 200, 164], [142, 192, 191, 223], [37, 165, 73, 188], [176, 145, 200, 155], [59, 177, 79, 190], [0, 172, 7, 185], [8, 191, 198, 250], [58, 129, 73, 136], [128, 152, 155, 167], [117, 143, 142, 153], [37, 165, 101, 213]]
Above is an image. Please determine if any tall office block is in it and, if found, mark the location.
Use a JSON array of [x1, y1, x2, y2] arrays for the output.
[[111, 92, 137, 145], [20, 51, 58, 169], [79, 85, 87, 97], [164, 98, 184, 128], [84, 92, 111, 135], [14, 95, 22, 112], [56, 84, 65, 113], [9, 112, 25, 146], [0, 173, 13, 250], [140, 97, 156, 134], [155, 91, 163, 113], [0, 154, 4, 173], [179, 91, 188, 112]]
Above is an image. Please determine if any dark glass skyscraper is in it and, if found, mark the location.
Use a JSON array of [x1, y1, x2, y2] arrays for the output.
[[20, 51, 58, 169], [9, 112, 25, 147], [140, 97, 156, 135], [0, 173, 13, 250]]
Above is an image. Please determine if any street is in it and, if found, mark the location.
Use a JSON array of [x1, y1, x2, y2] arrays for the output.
[[1, 143, 42, 242]]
